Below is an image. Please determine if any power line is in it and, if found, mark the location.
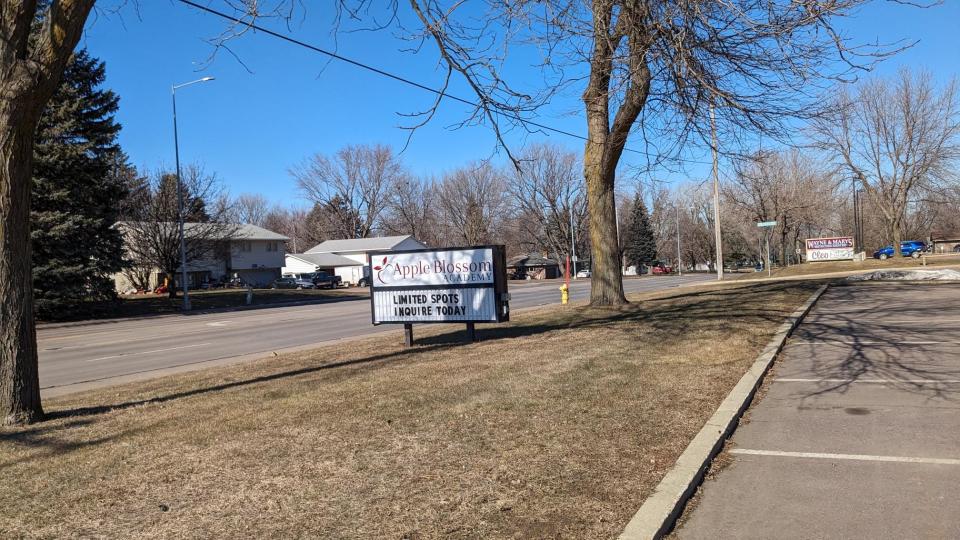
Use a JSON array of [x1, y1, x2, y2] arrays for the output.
[[177, 0, 715, 166]]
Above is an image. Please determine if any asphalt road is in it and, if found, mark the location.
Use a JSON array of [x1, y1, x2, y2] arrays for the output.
[[677, 283, 960, 539], [38, 274, 714, 396]]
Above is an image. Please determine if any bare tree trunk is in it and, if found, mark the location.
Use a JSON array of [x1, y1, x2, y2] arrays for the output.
[[0, 0, 97, 425], [0, 117, 43, 424], [584, 142, 626, 305], [891, 220, 903, 257]]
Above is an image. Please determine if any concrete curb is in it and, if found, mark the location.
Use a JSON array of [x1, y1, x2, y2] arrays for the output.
[[618, 283, 830, 540]]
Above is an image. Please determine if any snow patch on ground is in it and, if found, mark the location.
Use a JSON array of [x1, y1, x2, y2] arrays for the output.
[[847, 269, 960, 281]]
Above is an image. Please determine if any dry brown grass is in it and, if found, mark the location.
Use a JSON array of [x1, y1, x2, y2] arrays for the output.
[[1, 280, 821, 539]]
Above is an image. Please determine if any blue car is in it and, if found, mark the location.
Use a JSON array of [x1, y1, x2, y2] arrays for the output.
[[873, 241, 927, 260]]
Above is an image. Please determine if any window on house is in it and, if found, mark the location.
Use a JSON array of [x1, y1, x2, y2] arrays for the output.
[[266, 241, 278, 252], [240, 241, 252, 252]]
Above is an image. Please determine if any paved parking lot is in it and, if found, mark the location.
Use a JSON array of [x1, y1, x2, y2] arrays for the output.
[[677, 283, 960, 539]]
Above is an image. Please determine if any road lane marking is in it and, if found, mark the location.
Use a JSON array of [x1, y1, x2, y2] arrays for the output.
[[86, 343, 212, 362], [775, 378, 960, 384], [731, 449, 960, 466]]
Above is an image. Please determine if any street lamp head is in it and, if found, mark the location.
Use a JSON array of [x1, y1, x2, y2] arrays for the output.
[[173, 76, 217, 90]]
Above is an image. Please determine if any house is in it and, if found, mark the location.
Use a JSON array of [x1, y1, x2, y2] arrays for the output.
[[507, 254, 561, 280], [284, 235, 427, 285], [114, 223, 288, 292], [282, 252, 362, 278], [930, 232, 960, 254]]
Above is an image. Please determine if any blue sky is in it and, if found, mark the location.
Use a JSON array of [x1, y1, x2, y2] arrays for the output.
[[81, 1, 960, 206]]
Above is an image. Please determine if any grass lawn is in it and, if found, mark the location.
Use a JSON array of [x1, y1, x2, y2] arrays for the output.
[[3, 280, 821, 538], [41, 287, 369, 322]]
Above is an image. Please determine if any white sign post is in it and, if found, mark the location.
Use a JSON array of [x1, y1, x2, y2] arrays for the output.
[[368, 246, 509, 345]]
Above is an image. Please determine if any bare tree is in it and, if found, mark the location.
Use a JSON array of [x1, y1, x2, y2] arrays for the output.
[[292, 144, 401, 239], [508, 144, 586, 263], [233, 193, 270, 226], [437, 163, 509, 245], [381, 174, 441, 246], [399, 0, 920, 304], [194, 0, 923, 305], [262, 205, 314, 253], [1, 1, 96, 424], [726, 150, 838, 265], [120, 166, 238, 298], [814, 69, 960, 256]]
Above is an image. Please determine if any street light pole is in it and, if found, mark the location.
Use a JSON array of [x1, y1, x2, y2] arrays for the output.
[[171, 76, 215, 312]]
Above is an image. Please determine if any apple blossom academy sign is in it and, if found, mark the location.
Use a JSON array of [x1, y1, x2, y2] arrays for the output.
[[368, 246, 509, 327]]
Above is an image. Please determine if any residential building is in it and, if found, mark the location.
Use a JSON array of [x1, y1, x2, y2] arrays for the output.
[[507, 254, 561, 280], [114, 223, 288, 292], [930, 232, 960, 254], [284, 235, 427, 286]]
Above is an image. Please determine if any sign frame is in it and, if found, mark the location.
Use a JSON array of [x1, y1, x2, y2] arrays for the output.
[[367, 245, 510, 326]]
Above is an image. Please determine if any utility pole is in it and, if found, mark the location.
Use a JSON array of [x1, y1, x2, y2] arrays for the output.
[[676, 203, 682, 276], [615, 197, 622, 273], [710, 101, 723, 280], [852, 178, 860, 253], [570, 196, 578, 278]]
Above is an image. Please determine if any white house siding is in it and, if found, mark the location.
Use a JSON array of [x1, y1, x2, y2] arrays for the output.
[[334, 265, 367, 285], [281, 256, 319, 275], [231, 240, 285, 271]]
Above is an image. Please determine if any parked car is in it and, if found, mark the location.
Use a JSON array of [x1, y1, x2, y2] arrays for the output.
[[575, 269, 591, 278], [284, 272, 343, 289], [873, 240, 927, 260], [310, 271, 342, 289], [357, 276, 371, 287], [271, 277, 316, 290], [651, 262, 674, 274]]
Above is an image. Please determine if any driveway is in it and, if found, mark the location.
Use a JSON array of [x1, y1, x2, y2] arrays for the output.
[[676, 282, 960, 539], [39, 274, 714, 397]]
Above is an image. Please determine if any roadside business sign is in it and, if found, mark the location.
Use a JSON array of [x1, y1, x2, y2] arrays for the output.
[[805, 236, 855, 262], [368, 245, 509, 325]]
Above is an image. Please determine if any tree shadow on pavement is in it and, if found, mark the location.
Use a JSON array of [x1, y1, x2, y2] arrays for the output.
[[779, 282, 960, 403]]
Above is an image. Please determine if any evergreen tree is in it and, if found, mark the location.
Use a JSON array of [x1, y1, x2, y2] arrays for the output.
[[623, 192, 658, 269], [30, 50, 127, 318]]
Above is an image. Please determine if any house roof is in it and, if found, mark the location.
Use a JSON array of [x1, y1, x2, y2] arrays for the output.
[[286, 252, 361, 268], [305, 235, 422, 254], [226, 223, 289, 241], [117, 222, 288, 241], [508, 254, 560, 267]]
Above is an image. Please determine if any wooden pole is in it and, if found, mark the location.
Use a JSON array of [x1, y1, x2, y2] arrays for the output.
[[466, 322, 476, 343], [403, 323, 413, 347], [711, 100, 723, 281]]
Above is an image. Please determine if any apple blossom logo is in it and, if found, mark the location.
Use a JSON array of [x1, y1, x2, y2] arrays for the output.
[[373, 256, 393, 284]]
